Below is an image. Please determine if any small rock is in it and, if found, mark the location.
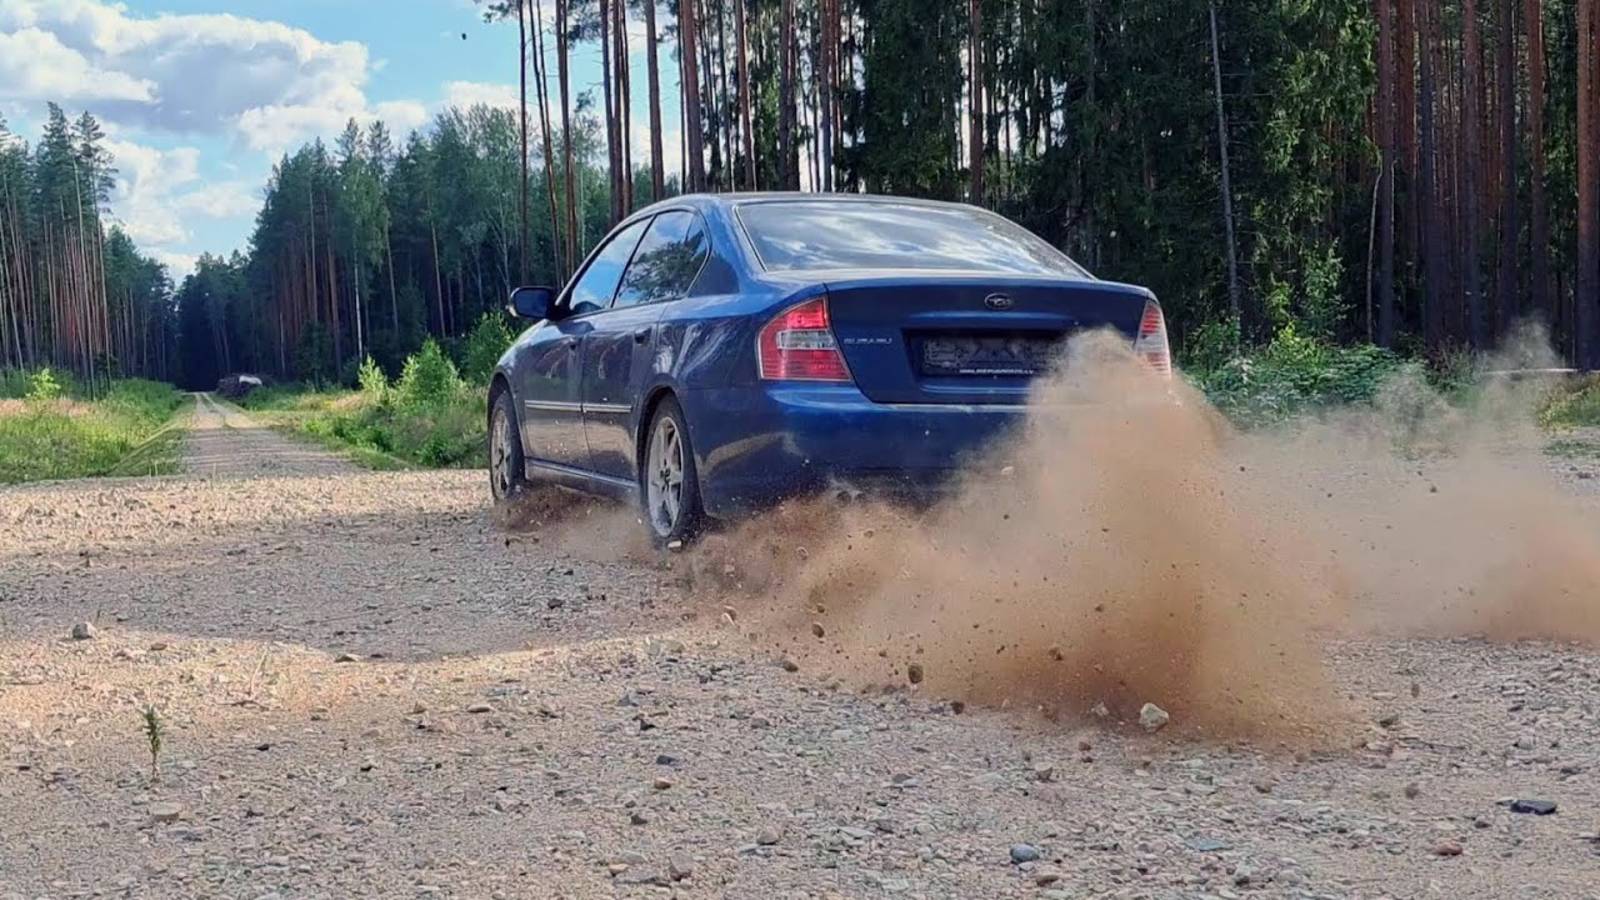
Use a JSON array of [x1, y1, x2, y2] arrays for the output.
[[1089, 702, 1110, 718], [811, 622, 825, 638], [70, 622, 95, 641], [148, 802, 183, 824], [653, 777, 673, 790], [629, 810, 652, 826], [655, 753, 678, 766], [1404, 782, 1421, 799], [547, 596, 565, 610], [1509, 799, 1557, 816], [148, 641, 169, 652], [755, 828, 780, 846], [1184, 836, 1230, 853], [780, 657, 799, 673], [334, 653, 359, 663], [613, 868, 665, 886], [1009, 843, 1040, 864], [1432, 840, 1463, 857], [668, 853, 694, 881], [1139, 703, 1170, 732], [1034, 871, 1062, 886], [466, 702, 492, 714], [907, 663, 924, 685], [1032, 763, 1055, 783]]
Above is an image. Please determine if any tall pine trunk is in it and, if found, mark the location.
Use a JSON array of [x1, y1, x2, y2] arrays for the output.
[[779, 0, 797, 189], [968, 0, 984, 203], [681, 0, 707, 190], [557, 0, 580, 263], [735, 0, 756, 189], [1461, 0, 1485, 346], [645, 0, 666, 200], [518, 0, 531, 285], [1376, 0, 1398, 346], [1578, 0, 1598, 367], [1495, 0, 1519, 334], [1524, 0, 1550, 323]]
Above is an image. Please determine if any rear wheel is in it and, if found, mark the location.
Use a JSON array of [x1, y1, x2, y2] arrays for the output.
[[642, 397, 703, 545], [488, 388, 528, 504]]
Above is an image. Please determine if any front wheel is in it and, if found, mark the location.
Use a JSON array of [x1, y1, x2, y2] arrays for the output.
[[488, 388, 528, 504], [641, 397, 703, 546]]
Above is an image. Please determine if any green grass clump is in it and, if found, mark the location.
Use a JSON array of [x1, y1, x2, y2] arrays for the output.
[[1538, 375, 1600, 429], [0, 376, 184, 484], [241, 344, 485, 470], [1185, 327, 1406, 427]]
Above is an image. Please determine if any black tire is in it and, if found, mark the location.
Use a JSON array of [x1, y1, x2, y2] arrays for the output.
[[488, 387, 529, 504], [640, 397, 704, 546]]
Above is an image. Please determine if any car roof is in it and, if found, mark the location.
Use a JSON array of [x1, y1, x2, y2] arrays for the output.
[[632, 191, 978, 218]]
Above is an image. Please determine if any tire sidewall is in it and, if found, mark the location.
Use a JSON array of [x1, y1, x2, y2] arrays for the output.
[[489, 389, 526, 503], [642, 397, 702, 545]]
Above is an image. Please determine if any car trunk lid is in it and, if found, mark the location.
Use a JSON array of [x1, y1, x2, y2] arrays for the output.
[[820, 274, 1154, 405]]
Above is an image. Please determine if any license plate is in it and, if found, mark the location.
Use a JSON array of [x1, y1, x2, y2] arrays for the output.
[[920, 335, 1060, 377]]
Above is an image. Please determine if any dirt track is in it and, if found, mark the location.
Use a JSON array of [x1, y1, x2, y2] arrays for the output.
[[2, 397, 1599, 898]]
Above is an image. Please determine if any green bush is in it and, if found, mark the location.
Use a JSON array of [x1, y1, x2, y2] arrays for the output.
[[357, 356, 389, 404], [26, 368, 63, 403], [1540, 375, 1600, 429], [460, 313, 515, 384], [397, 339, 461, 407], [1189, 326, 1405, 426]]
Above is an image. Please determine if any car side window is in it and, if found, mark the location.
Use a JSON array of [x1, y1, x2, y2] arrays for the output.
[[567, 218, 650, 315], [613, 211, 709, 309]]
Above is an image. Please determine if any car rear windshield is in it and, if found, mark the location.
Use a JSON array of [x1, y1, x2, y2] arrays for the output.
[[736, 200, 1088, 278]]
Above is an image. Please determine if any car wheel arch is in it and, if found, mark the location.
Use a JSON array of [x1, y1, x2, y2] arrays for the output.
[[488, 373, 516, 431], [635, 386, 678, 482]]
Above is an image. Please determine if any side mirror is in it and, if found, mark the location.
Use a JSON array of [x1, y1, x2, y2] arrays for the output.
[[507, 285, 556, 320]]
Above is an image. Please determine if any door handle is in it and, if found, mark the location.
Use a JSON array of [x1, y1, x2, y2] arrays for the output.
[[632, 327, 652, 344]]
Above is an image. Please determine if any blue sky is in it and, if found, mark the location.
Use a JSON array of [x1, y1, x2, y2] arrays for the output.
[[0, 0, 682, 279]]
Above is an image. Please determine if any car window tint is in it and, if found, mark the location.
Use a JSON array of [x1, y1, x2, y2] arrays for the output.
[[736, 201, 1088, 278], [615, 211, 709, 308], [567, 218, 650, 314]]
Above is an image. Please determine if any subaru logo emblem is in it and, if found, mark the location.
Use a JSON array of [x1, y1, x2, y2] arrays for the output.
[[984, 293, 1014, 311]]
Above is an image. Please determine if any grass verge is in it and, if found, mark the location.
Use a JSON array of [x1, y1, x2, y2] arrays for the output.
[[0, 379, 185, 484], [239, 383, 483, 471]]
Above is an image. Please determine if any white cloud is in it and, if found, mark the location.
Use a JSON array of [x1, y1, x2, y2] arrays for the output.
[[0, 27, 154, 102], [174, 181, 259, 220], [0, 0, 410, 150], [149, 249, 198, 281], [103, 138, 202, 246], [632, 124, 683, 185], [444, 80, 520, 111]]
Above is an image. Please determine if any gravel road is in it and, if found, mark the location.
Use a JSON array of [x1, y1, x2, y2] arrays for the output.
[[2, 397, 1598, 899]]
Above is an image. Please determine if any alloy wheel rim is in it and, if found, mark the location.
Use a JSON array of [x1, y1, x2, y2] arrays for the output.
[[490, 406, 513, 499], [647, 417, 684, 536]]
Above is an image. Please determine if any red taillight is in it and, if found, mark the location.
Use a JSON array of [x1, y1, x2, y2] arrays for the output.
[[757, 297, 852, 382], [1133, 300, 1172, 378]]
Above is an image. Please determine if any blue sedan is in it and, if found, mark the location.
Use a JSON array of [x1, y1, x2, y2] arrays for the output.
[[488, 193, 1170, 544]]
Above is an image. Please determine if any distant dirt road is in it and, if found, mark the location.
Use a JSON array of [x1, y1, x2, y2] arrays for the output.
[[1, 399, 1598, 898]]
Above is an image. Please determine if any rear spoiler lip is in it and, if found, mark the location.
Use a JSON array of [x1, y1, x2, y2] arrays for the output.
[[752, 268, 1157, 300]]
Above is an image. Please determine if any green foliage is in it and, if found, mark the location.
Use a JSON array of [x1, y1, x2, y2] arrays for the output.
[[141, 705, 164, 782], [357, 356, 389, 403], [1539, 375, 1600, 429], [397, 339, 461, 407], [26, 368, 63, 403], [1189, 326, 1404, 425], [246, 381, 485, 470], [0, 378, 183, 483], [460, 313, 514, 384]]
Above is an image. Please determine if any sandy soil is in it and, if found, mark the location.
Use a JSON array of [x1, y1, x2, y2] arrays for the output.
[[2, 396, 1598, 899]]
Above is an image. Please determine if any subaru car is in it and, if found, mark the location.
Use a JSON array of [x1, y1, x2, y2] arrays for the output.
[[487, 193, 1170, 544]]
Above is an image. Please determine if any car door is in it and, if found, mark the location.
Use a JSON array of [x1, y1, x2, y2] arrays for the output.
[[516, 217, 649, 469], [580, 210, 710, 481]]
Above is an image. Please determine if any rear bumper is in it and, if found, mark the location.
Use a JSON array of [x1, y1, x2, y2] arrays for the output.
[[685, 384, 1027, 518]]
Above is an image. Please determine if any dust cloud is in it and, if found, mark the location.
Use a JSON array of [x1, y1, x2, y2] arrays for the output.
[[497, 328, 1600, 741], [686, 328, 1600, 741]]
